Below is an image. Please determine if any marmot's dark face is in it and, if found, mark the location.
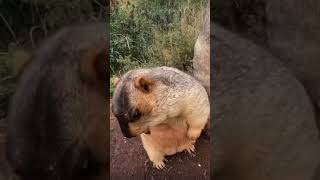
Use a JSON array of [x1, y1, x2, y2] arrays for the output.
[[112, 71, 156, 138], [112, 82, 136, 138]]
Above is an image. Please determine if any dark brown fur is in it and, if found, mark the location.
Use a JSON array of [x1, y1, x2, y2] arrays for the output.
[[6, 23, 108, 180], [211, 23, 320, 180]]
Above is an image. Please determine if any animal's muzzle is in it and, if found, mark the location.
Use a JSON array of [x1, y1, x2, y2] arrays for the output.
[[117, 121, 134, 138]]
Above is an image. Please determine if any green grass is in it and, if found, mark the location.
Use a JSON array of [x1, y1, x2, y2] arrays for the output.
[[110, 0, 207, 96], [0, 51, 16, 118]]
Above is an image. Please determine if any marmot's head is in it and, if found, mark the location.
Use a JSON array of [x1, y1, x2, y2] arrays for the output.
[[111, 69, 163, 138]]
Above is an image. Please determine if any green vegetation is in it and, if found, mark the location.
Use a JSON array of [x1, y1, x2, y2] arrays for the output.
[[0, 51, 15, 118], [110, 0, 207, 94]]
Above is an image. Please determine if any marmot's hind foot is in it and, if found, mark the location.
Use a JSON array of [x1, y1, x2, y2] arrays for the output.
[[153, 160, 166, 169]]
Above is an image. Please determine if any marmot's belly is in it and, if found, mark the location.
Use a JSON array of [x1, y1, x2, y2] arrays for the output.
[[149, 122, 191, 155]]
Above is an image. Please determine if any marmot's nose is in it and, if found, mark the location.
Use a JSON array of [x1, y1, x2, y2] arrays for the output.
[[117, 120, 134, 138], [123, 132, 134, 138], [121, 127, 134, 138]]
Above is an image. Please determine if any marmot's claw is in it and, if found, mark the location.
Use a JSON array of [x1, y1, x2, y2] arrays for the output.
[[153, 161, 166, 169], [186, 144, 195, 154]]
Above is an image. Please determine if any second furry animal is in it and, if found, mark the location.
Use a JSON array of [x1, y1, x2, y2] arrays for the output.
[[112, 66, 209, 169]]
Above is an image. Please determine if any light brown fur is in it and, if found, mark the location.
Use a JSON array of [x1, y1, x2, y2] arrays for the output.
[[141, 119, 195, 169]]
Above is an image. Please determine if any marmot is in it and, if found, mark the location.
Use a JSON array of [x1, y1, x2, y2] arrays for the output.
[[112, 66, 209, 168]]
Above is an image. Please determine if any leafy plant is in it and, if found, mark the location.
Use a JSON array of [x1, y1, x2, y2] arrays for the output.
[[110, 0, 207, 79]]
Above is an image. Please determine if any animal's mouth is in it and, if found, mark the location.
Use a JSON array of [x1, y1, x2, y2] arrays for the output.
[[140, 126, 151, 135], [120, 126, 135, 138], [126, 121, 151, 136]]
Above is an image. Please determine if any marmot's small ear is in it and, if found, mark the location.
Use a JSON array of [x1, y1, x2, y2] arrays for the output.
[[80, 40, 107, 85], [134, 76, 154, 93]]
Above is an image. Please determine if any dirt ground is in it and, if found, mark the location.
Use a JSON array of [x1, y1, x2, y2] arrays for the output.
[[110, 105, 210, 180]]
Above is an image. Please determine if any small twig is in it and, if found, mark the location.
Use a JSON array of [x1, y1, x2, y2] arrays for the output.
[[125, 37, 131, 50], [93, 0, 107, 11], [110, 65, 116, 75], [29, 25, 41, 49], [0, 76, 15, 83], [0, 12, 19, 45], [233, 0, 241, 9], [34, 1, 48, 37]]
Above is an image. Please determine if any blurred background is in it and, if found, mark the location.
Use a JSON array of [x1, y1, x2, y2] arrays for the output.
[[0, 1, 106, 178], [213, 0, 266, 44], [0, 0, 106, 128]]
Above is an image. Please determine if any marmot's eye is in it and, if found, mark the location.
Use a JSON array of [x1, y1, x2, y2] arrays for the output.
[[132, 109, 141, 120]]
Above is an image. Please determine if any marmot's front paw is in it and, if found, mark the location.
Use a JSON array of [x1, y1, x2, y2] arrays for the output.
[[187, 128, 202, 140], [149, 152, 167, 169], [185, 143, 195, 154]]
